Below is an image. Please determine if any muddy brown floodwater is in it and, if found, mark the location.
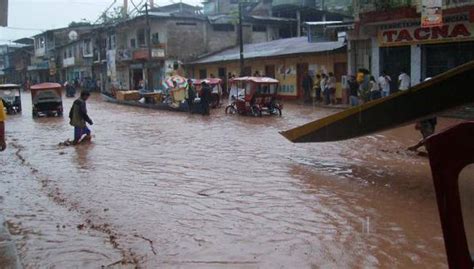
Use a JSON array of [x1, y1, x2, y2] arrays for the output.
[[0, 93, 464, 268]]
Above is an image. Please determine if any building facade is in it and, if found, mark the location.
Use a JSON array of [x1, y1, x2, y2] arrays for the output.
[[188, 37, 347, 100], [349, 0, 474, 90]]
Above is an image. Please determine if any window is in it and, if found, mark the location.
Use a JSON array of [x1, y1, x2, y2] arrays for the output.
[[68, 47, 72, 58], [252, 25, 267, 32], [212, 24, 235, 31], [83, 39, 92, 56], [63, 50, 67, 59], [199, 69, 207, 79], [35, 37, 45, 49], [107, 34, 116, 50], [151, 33, 159, 45], [137, 28, 146, 47], [130, 38, 136, 48]]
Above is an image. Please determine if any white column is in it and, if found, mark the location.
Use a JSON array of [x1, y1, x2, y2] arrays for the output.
[[411, 44, 421, 86], [371, 37, 380, 77]]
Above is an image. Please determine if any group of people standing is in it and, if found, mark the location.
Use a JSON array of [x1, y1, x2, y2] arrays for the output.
[[347, 69, 411, 107], [302, 69, 412, 107], [302, 72, 338, 105]]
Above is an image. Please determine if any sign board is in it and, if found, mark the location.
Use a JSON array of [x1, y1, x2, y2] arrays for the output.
[[152, 48, 165, 58], [63, 57, 75, 68], [378, 14, 474, 47], [421, 0, 443, 27]]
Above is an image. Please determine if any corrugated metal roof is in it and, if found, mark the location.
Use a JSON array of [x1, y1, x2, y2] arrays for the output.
[[191, 37, 345, 64]]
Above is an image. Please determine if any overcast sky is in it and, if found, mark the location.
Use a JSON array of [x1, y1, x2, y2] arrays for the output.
[[0, 0, 201, 44]]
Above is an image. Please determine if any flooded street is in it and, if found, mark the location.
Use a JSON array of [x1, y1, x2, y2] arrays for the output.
[[1, 93, 455, 268]]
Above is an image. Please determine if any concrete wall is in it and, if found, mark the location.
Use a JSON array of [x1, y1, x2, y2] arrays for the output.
[[166, 20, 207, 61]]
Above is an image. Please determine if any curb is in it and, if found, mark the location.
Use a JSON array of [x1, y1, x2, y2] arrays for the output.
[[0, 215, 22, 269]]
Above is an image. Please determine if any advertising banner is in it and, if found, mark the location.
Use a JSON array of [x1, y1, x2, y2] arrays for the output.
[[421, 0, 443, 28]]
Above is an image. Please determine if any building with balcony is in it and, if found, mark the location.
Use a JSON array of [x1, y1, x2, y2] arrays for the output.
[[349, 0, 474, 90]]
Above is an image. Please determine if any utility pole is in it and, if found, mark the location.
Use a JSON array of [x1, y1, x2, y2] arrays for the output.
[[238, 1, 244, 76], [321, 0, 326, 22], [145, 2, 153, 91]]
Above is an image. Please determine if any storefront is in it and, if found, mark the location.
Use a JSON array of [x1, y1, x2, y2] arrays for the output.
[[188, 37, 348, 100], [377, 12, 474, 85]]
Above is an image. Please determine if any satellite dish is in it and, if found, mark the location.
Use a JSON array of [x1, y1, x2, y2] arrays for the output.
[[68, 31, 78, 41]]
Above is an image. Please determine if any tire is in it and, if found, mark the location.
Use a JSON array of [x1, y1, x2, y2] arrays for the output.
[[273, 107, 282, 117], [251, 106, 262, 117], [225, 105, 237, 115]]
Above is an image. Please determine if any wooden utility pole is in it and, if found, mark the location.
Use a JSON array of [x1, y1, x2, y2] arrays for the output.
[[145, 2, 153, 90], [238, 1, 244, 76]]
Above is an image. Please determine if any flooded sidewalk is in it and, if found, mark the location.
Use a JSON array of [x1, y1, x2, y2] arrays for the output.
[[0, 93, 456, 268]]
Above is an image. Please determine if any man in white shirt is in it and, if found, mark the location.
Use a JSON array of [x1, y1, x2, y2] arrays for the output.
[[398, 71, 411, 91], [378, 71, 391, 97]]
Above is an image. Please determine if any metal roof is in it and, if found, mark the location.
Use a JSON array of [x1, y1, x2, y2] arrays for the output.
[[232, 77, 279, 83], [191, 37, 345, 64], [304, 21, 343, 26]]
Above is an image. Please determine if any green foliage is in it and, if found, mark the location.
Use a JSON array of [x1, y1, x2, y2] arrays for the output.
[[68, 19, 92, 28]]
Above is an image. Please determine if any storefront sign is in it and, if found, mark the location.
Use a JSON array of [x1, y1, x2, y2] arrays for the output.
[[63, 57, 75, 68], [378, 22, 474, 46], [421, 0, 442, 27], [152, 48, 165, 58]]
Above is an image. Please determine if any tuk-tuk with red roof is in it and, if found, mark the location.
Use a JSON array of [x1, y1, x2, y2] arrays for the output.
[[30, 82, 63, 117], [225, 76, 282, 117]]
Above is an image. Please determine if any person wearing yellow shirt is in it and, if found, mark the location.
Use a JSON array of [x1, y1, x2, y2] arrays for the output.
[[0, 99, 6, 151]]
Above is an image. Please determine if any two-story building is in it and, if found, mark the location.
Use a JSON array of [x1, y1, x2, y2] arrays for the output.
[[107, 3, 295, 91], [349, 0, 474, 89], [30, 25, 95, 83]]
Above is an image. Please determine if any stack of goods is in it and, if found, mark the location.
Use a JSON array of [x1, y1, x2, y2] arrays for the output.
[[116, 91, 140, 101]]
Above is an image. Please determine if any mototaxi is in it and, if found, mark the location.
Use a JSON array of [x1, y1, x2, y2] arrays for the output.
[[30, 82, 64, 117], [0, 84, 22, 114]]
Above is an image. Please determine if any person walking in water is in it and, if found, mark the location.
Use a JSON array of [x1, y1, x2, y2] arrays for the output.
[[69, 91, 93, 144], [0, 98, 6, 151]]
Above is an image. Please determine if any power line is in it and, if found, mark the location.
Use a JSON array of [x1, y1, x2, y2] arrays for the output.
[[1, 26, 44, 31]]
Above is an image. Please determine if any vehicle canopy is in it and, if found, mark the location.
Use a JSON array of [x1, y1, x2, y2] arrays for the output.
[[30, 83, 63, 103], [0, 84, 21, 100], [0, 84, 21, 90], [192, 78, 222, 86], [230, 77, 279, 100], [193, 78, 223, 95]]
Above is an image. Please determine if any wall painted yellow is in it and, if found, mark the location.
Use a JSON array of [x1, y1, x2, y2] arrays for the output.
[[189, 52, 347, 99]]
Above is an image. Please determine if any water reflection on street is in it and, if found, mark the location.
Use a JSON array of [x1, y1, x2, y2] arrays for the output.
[[0, 93, 457, 268]]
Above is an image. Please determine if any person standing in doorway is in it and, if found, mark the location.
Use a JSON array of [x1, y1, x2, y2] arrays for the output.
[[69, 91, 93, 145], [369, 76, 381, 100], [348, 76, 359, 107], [398, 71, 411, 91], [313, 74, 322, 103], [0, 97, 6, 151], [302, 72, 313, 103], [378, 71, 391, 97], [321, 74, 329, 105], [328, 72, 337, 105]]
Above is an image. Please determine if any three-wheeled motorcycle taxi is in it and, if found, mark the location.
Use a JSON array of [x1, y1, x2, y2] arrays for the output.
[[225, 76, 283, 116], [30, 82, 63, 117], [0, 84, 22, 114]]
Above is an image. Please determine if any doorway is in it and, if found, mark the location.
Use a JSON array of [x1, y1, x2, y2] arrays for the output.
[[132, 69, 143, 90], [265, 65, 275, 78], [380, 46, 411, 93], [296, 63, 308, 99]]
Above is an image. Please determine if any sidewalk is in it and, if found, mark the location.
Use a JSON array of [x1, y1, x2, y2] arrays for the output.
[[0, 215, 22, 269], [287, 100, 350, 110]]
